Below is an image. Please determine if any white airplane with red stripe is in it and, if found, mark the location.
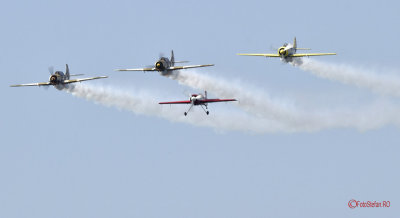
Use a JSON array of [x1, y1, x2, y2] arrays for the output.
[[159, 91, 237, 116]]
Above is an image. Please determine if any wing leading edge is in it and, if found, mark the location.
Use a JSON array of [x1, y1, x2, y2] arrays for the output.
[[168, 64, 214, 70], [159, 100, 192, 104], [10, 82, 51, 87], [291, 53, 336, 57], [63, 76, 108, 84], [115, 64, 214, 72], [199, 99, 237, 103], [11, 76, 108, 87], [237, 53, 280, 57], [114, 68, 156, 72], [237, 53, 336, 57]]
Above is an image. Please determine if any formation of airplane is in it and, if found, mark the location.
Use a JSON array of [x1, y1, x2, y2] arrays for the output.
[[115, 50, 214, 75], [159, 91, 237, 116], [10, 40, 336, 116], [237, 37, 336, 63], [10, 64, 107, 90]]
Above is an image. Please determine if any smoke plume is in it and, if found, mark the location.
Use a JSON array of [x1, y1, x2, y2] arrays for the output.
[[296, 59, 400, 97], [66, 84, 295, 133], [64, 67, 400, 133], [168, 70, 400, 131]]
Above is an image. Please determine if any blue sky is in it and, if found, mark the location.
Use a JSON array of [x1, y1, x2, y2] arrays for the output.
[[1, 0, 399, 217]]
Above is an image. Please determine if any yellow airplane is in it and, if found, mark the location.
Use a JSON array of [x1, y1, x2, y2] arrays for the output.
[[237, 37, 336, 63]]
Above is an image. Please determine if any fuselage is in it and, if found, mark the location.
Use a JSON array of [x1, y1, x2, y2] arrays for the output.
[[190, 94, 206, 105], [278, 43, 295, 56], [155, 57, 172, 73], [278, 43, 297, 62], [49, 71, 70, 90]]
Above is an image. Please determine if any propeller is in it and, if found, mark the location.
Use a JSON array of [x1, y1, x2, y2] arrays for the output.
[[48, 66, 54, 75], [269, 45, 278, 52], [159, 52, 165, 58]]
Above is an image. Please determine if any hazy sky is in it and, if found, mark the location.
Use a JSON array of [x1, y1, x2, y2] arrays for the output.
[[1, 0, 399, 217]]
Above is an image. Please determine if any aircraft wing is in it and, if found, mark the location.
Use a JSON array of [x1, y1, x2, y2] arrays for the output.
[[114, 67, 157, 72], [159, 100, 192, 104], [10, 82, 51, 87], [291, 53, 336, 57], [199, 99, 237, 103], [237, 53, 280, 57], [63, 76, 108, 84], [168, 64, 214, 70]]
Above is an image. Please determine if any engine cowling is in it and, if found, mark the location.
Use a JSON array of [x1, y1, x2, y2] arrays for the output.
[[278, 47, 287, 56], [155, 61, 165, 71], [49, 75, 58, 84]]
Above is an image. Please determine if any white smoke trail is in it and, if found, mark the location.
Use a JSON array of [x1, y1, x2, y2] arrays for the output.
[[168, 70, 400, 131], [168, 71, 310, 126], [296, 58, 400, 97], [66, 84, 295, 133], [64, 70, 400, 132]]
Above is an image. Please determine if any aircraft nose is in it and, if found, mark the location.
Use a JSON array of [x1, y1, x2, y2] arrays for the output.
[[279, 49, 287, 56], [156, 61, 163, 69]]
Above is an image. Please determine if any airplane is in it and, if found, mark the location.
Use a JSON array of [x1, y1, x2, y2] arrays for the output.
[[10, 64, 108, 90], [115, 50, 214, 75], [237, 37, 336, 63], [159, 91, 237, 116]]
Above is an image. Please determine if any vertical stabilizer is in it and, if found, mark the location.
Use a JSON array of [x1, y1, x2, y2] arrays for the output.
[[66, 64, 70, 79], [293, 37, 297, 49], [205, 90, 207, 99], [171, 50, 175, 66]]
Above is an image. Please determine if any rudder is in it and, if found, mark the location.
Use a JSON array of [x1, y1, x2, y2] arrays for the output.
[[66, 64, 70, 79], [171, 50, 175, 66]]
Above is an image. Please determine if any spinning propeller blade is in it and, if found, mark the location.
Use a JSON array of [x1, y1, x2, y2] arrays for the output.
[[48, 66, 54, 75]]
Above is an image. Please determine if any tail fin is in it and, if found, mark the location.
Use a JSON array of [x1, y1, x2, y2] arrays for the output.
[[293, 37, 311, 50], [205, 90, 207, 99], [171, 50, 175, 66], [170, 50, 189, 64], [66, 64, 70, 79], [293, 37, 297, 49]]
